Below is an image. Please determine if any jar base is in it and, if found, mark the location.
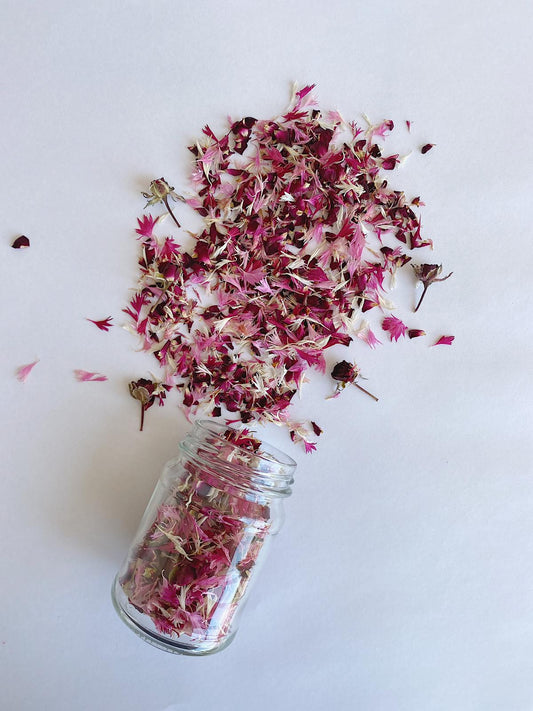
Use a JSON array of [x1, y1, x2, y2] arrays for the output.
[[111, 576, 236, 656]]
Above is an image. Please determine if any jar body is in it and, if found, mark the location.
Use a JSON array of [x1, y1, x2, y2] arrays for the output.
[[112, 422, 295, 655]]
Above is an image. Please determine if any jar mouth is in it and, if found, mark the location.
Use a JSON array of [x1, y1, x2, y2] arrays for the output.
[[184, 420, 296, 497]]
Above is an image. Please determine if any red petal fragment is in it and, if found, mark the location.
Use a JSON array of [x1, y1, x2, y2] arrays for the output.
[[15, 360, 39, 382], [405, 120, 411, 132], [11, 235, 30, 249], [74, 369, 108, 382], [432, 335, 455, 347], [311, 421, 323, 437], [86, 317, 113, 331], [408, 329, 426, 339], [421, 143, 435, 154], [382, 154, 399, 170]]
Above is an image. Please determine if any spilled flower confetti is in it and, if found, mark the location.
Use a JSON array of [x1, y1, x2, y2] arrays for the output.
[[125, 84, 452, 448]]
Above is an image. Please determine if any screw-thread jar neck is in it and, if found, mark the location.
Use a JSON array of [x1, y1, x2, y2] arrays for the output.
[[179, 420, 296, 499]]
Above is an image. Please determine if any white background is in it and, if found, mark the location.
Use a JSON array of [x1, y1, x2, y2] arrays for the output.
[[1, 2, 532, 709]]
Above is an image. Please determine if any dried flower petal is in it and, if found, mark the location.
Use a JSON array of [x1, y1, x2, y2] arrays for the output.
[[408, 329, 426, 339], [86, 316, 113, 331], [11, 235, 30, 249], [74, 369, 108, 382], [382, 315, 408, 342], [432, 335, 455, 346], [421, 143, 435, 154], [15, 360, 39, 382]]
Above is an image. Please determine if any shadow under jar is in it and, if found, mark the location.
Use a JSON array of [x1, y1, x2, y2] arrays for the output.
[[112, 420, 296, 655]]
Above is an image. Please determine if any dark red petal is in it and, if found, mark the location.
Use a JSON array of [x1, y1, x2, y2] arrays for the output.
[[11, 235, 30, 249]]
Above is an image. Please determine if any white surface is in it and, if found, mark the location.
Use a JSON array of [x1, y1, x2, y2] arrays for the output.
[[1, 1, 532, 709]]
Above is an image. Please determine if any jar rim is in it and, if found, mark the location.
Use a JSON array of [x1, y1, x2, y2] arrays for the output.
[[182, 420, 296, 497], [195, 419, 297, 469]]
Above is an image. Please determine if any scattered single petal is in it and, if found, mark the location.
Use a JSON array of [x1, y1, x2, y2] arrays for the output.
[[310, 421, 323, 437], [15, 360, 39, 382], [11, 235, 30, 249], [74, 369, 108, 382], [408, 329, 426, 339], [382, 315, 408, 342], [405, 120, 412, 132], [421, 143, 435, 154], [432, 335, 455, 347], [86, 316, 113, 331], [382, 154, 399, 170]]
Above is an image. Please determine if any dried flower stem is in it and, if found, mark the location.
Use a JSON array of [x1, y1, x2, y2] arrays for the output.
[[163, 196, 181, 228], [354, 382, 379, 402], [414, 284, 430, 313]]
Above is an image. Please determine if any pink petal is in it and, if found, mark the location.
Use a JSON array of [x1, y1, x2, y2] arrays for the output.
[[432, 335, 454, 347], [15, 360, 39, 382], [74, 369, 108, 382], [382, 315, 408, 342]]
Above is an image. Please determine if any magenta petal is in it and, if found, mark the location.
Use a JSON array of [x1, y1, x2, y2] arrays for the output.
[[382, 315, 408, 342], [15, 360, 39, 382], [86, 317, 113, 331], [432, 335, 454, 347]]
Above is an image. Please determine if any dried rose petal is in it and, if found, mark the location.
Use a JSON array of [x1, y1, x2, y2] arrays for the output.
[[421, 143, 435, 154], [408, 329, 426, 339], [11, 235, 30, 249]]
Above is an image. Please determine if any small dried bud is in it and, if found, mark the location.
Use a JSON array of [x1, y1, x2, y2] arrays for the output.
[[331, 360, 358, 384], [142, 178, 182, 228], [412, 263, 453, 312]]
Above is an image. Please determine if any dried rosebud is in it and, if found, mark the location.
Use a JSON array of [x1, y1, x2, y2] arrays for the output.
[[142, 178, 182, 228], [331, 360, 358, 384], [129, 377, 170, 431], [412, 263, 452, 312], [331, 361, 378, 402], [11, 235, 30, 249]]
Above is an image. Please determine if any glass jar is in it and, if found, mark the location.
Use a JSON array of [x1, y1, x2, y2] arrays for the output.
[[112, 420, 296, 655]]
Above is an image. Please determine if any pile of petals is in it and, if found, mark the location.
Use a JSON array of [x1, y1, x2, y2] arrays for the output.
[[125, 84, 447, 449], [119, 427, 270, 640]]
